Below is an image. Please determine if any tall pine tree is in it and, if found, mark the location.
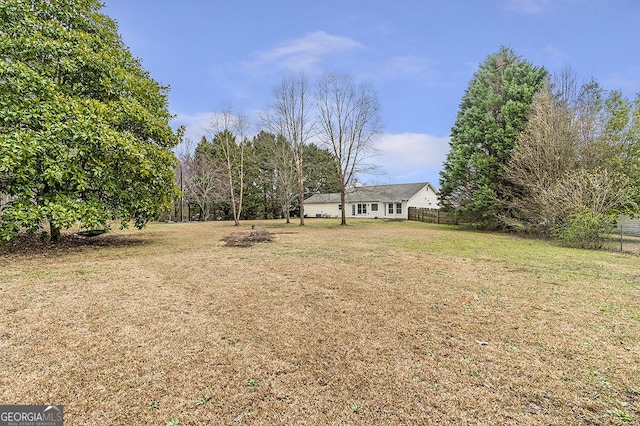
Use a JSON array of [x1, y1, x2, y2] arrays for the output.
[[439, 47, 547, 228]]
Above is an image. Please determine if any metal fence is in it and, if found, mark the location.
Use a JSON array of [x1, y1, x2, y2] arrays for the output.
[[618, 216, 640, 237]]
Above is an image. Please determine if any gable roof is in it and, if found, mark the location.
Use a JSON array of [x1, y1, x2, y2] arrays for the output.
[[305, 182, 435, 204]]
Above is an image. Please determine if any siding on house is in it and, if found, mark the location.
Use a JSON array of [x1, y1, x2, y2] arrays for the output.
[[304, 182, 439, 220]]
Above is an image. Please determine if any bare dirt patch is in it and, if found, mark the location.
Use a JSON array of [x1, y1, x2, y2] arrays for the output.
[[1, 220, 638, 425]]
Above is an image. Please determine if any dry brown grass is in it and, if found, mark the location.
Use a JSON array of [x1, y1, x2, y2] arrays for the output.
[[1, 219, 639, 425]]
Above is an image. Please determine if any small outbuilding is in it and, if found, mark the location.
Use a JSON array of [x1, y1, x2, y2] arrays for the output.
[[304, 182, 439, 220]]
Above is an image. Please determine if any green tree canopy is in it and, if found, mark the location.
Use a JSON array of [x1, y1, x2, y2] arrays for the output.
[[0, 0, 180, 241], [303, 143, 340, 196], [439, 46, 547, 227]]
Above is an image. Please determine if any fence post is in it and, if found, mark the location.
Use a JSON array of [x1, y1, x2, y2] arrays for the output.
[[620, 226, 623, 252]]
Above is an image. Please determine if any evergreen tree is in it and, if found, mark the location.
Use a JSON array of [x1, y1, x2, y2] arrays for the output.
[[303, 143, 340, 196], [439, 47, 547, 227], [245, 131, 288, 220], [0, 0, 180, 241]]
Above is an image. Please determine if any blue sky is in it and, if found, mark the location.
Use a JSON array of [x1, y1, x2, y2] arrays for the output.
[[102, 0, 639, 187]]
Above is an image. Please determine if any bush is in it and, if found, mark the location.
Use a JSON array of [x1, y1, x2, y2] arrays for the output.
[[553, 210, 616, 249]]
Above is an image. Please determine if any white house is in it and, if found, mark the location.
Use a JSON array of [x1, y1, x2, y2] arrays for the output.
[[304, 182, 439, 220]]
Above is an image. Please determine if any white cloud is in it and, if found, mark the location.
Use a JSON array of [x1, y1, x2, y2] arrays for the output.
[[504, 0, 551, 14], [370, 132, 450, 184], [374, 55, 434, 81], [171, 111, 215, 144], [171, 109, 267, 157], [604, 71, 640, 95], [242, 31, 364, 74], [383, 56, 427, 75], [541, 45, 569, 67]]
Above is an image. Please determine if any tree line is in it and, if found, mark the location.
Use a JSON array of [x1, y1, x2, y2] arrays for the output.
[[172, 72, 382, 227], [0, 0, 381, 241], [175, 127, 340, 224], [440, 47, 640, 248], [7, 0, 633, 248]]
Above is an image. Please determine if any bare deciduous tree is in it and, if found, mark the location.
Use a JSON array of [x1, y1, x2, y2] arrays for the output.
[[270, 134, 297, 223], [262, 73, 314, 226], [503, 69, 640, 246], [211, 107, 248, 226], [315, 71, 382, 225], [502, 80, 578, 232], [184, 153, 228, 221], [546, 169, 635, 248], [174, 137, 195, 222]]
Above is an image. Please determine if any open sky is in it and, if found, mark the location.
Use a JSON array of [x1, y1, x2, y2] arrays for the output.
[[102, 0, 639, 187]]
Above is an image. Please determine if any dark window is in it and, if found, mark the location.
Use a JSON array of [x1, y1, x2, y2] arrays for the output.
[[396, 203, 402, 214], [371, 203, 378, 212]]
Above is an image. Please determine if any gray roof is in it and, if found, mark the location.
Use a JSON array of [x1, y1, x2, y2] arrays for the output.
[[305, 182, 434, 204]]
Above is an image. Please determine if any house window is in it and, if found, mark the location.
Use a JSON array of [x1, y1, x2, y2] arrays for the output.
[[357, 203, 367, 214], [371, 203, 378, 212], [338, 204, 342, 210], [388, 203, 394, 214], [352, 205, 356, 215], [396, 203, 402, 214]]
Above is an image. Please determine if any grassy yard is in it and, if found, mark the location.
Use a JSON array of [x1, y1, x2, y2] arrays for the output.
[[1, 219, 639, 425]]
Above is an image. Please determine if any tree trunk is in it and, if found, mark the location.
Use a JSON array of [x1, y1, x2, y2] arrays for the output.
[[340, 190, 347, 226], [282, 202, 291, 224], [297, 170, 305, 226], [50, 222, 61, 242]]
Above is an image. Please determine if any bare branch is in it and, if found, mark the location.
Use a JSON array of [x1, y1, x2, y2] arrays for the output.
[[315, 71, 382, 225], [262, 72, 314, 225]]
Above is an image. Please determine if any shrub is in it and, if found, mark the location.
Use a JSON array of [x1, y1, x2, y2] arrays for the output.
[[553, 210, 616, 249]]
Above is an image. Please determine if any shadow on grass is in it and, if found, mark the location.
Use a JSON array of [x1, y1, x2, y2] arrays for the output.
[[0, 233, 147, 258]]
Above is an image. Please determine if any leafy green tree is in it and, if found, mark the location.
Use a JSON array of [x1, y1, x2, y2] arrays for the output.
[[0, 0, 180, 241], [439, 47, 547, 227]]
